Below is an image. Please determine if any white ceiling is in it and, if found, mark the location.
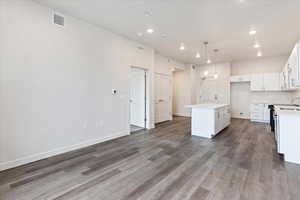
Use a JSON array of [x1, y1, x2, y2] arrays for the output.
[[34, 0, 300, 64]]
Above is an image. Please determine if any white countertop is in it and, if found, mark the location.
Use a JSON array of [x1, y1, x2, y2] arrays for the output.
[[275, 105, 300, 116], [276, 110, 300, 117], [185, 104, 229, 109]]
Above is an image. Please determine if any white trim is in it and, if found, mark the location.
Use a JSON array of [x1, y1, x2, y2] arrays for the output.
[[0, 130, 129, 171], [250, 119, 269, 123], [231, 116, 250, 120]]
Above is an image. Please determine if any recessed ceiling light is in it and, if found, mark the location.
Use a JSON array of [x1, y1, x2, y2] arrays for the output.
[[147, 28, 154, 34], [253, 43, 260, 48], [179, 43, 185, 51], [257, 51, 262, 57], [204, 71, 209, 76], [207, 59, 211, 64], [137, 32, 143, 37], [249, 30, 257, 35], [196, 52, 201, 58]]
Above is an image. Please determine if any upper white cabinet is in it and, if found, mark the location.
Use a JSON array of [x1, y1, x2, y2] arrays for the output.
[[230, 75, 251, 83], [288, 44, 300, 88], [281, 43, 300, 90], [264, 73, 281, 91], [251, 73, 281, 91], [251, 74, 264, 91]]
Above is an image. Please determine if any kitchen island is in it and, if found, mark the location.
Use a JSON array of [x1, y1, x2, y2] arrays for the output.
[[185, 104, 231, 138], [274, 106, 300, 164]]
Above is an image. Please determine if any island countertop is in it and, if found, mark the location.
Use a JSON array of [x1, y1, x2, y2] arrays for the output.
[[185, 104, 229, 109]]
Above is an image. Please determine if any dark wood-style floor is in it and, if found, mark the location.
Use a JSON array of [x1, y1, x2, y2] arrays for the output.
[[1, 117, 300, 200]]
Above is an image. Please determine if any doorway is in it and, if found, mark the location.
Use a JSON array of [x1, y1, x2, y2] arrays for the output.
[[130, 67, 147, 133], [155, 73, 172, 123], [231, 82, 251, 119]]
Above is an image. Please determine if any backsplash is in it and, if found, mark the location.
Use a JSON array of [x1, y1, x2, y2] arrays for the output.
[[251, 91, 293, 105]]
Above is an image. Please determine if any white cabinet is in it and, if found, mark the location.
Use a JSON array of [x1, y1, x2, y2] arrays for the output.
[[280, 71, 286, 90], [215, 109, 223, 134], [263, 104, 270, 122], [250, 103, 269, 123], [230, 75, 251, 83], [215, 106, 231, 134], [264, 73, 281, 91], [277, 111, 300, 164], [224, 106, 231, 127], [187, 104, 231, 139], [251, 73, 281, 91], [288, 44, 300, 88], [281, 43, 300, 90], [251, 74, 264, 91]]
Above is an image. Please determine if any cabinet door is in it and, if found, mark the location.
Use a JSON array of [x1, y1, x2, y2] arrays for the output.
[[230, 75, 250, 83], [215, 109, 222, 133], [289, 45, 300, 87], [264, 73, 281, 91], [223, 106, 231, 127], [280, 71, 286, 90], [250, 104, 264, 120], [263, 104, 270, 122], [251, 74, 264, 91]]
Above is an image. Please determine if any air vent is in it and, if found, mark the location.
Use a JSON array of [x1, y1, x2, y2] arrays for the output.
[[53, 13, 64, 26]]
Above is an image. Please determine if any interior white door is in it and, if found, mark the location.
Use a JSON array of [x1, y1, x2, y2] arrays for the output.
[[155, 73, 172, 123], [130, 68, 146, 128]]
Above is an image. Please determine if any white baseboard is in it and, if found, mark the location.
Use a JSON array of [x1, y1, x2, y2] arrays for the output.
[[231, 116, 250, 119], [0, 130, 130, 171], [250, 119, 269, 123]]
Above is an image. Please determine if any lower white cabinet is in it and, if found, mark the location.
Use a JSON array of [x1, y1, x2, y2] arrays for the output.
[[250, 103, 269, 123], [215, 106, 231, 134]]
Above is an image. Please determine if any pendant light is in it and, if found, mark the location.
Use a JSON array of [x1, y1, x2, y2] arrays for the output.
[[213, 49, 219, 79], [203, 42, 210, 76], [204, 42, 211, 64]]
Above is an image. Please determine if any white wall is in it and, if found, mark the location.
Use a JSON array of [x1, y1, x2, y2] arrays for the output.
[[154, 53, 185, 75], [0, 0, 156, 170], [231, 56, 292, 119]]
